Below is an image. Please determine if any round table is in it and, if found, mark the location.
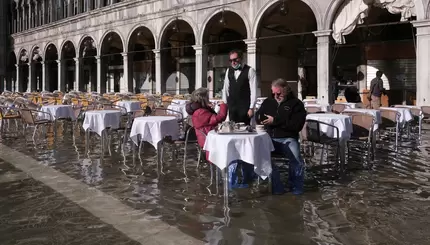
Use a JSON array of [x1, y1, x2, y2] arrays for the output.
[[82, 110, 122, 136], [39, 105, 75, 121], [203, 130, 274, 179], [306, 113, 353, 140], [115, 101, 141, 113], [167, 104, 188, 118], [130, 116, 179, 149], [171, 99, 188, 105]]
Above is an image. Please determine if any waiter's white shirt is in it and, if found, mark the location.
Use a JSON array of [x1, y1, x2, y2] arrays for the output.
[[221, 65, 257, 109]]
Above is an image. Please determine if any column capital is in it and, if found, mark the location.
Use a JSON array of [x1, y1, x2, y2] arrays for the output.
[[152, 49, 160, 54], [412, 20, 430, 28], [56, 60, 61, 64], [313, 30, 332, 37], [73, 57, 80, 63], [244, 38, 257, 45], [41, 61, 45, 65], [192, 45, 202, 51], [121, 52, 128, 57], [95, 55, 101, 60], [15, 64, 19, 68]]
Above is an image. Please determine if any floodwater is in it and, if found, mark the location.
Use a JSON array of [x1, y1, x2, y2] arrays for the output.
[[1, 122, 430, 245]]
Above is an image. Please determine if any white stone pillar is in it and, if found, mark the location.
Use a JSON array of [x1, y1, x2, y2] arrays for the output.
[[16, 6, 20, 32], [153, 49, 162, 94], [176, 61, 181, 94], [41, 0, 45, 25], [28, 0, 32, 29], [313, 30, 332, 105], [412, 21, 430, 105], [57, 60, 62, 91], [15, 64, 19, 92], [245, 38, 258, 96], [121, 52, 129, 93], [96, 56, 102, 93], [41, 61, 46, 91], [27, 63, 32, 92], [193, 45, 204, 89], [74, 58, 80, 91]]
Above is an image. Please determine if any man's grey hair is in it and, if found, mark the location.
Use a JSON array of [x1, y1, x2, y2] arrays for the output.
[[271, 78, 292, 94], [191, 87, 211, 108]]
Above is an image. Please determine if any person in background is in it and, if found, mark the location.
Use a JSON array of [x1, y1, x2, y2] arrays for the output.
[[369, 70, 385, 109], [344, 82, 362, 103], [221, 49, 258, 187], [255, 78, 306, 195], [222, 49, 257, 125], [186, 88, 228, 154]]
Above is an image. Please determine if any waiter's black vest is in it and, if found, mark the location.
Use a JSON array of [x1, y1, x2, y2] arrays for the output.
[[227, 64, 251, 110]]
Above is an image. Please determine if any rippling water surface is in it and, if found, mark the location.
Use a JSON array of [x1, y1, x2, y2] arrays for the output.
[[1, 122, 430, 245]]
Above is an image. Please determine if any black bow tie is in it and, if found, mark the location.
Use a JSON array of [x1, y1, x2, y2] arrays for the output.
[[233, 66, 242, 71]]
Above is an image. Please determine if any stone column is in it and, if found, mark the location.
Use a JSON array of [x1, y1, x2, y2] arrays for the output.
[[74, 58, 80, 91], [41, 0, 45, 25], [15, 65, 19, 92], [68, 0, 73, 17], [16, 6, 20, 32], [121, 52, 129, 93], [96, 56, 102, 93], [27, 63, 32, 92], [245, 38, 258, 96], [413, 20, 430, 106], [176, 61, 181, 94], [27, 0, 32, 29], [50, 0, 55, 22], [313, 30, 332, 105], [41, 61, 46, 91], [21, 3, 25, 30], [153, 49, 162, 94], [57, 60, 62, 91], [193, 45, 206, 90]]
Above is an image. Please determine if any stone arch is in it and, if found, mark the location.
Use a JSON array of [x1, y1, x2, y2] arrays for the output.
[[157, 15, 198, 48], [199, 7, 251, 44], [43, 42, 58, 60], [59, 39, 77, 58], [252, 0, 323, 38], [325, 0, 426, 30], [98, 29, 126, 56], [30, 44, 42, 59], [126, 24, 157, 50], [16, 47, 28, 62], [77, 34, 98, 55]]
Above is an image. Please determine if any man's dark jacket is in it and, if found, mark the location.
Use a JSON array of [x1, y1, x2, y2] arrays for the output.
[[255, 93, 306, 139]]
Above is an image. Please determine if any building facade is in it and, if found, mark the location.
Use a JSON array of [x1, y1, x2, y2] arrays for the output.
[[6, 0, 430, 105]]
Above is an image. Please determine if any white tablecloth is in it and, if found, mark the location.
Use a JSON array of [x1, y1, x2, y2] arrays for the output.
[[303, 99, 318, 104], [39, 105, 76, 121], [306, 113, 353, 140], [334, 102, 359, 109], [167, 104, 188, 118], [130, 116, 179, 149], [305, 104, 330, 112], [256, 97, 267, 109], [203, 130, 274, 179], [171, 99, 188, 105], [380, 107, 414, 126], [82, 110, 122, 136], [116, 101, 141, 113], [343, 108, 382, 131]]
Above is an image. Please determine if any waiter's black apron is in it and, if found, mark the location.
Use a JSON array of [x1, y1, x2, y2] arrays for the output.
[[227, 65, 251, 125]]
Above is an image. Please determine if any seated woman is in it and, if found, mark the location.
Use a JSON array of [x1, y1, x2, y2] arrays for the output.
[[185, 88, 228, 157], [255, 78, 306, 195], [186, 88, 252, 188]]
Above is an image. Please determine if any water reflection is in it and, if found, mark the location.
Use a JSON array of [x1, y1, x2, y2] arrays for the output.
[[2, 124, 430, 244]]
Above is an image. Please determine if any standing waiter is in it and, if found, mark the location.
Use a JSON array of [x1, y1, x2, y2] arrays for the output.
[[222, 49, 257, 125], [221, 49, 258, 188]]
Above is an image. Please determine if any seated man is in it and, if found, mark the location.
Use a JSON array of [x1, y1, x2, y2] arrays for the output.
[[255, 78, 307, 195]]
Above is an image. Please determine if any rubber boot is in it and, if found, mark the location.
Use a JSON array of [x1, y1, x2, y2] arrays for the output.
[[271, 164, 285, 195]]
